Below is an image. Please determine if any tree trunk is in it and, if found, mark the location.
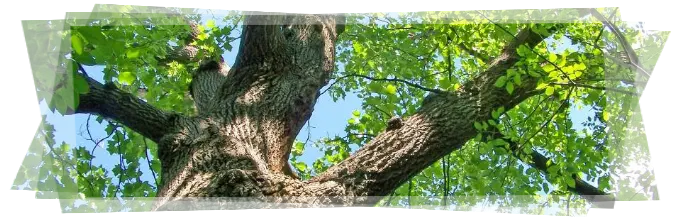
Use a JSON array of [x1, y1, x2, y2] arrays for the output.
[[73, 12, 613, 211]]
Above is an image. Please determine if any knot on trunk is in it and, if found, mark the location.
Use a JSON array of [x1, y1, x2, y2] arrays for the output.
[[386, 116, 403, 131]]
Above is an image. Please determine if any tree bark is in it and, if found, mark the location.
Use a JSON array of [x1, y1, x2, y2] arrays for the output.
[[72, 13, 614, 211]]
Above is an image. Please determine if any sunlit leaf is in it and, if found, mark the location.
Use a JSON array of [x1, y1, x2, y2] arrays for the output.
[[545, 86, 555, 96], [71, 34, 84, 55], [119, 71, 135, 85], [385, 84, 397, 95]]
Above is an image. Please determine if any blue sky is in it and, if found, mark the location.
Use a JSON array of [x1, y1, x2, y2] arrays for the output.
[[35, 12, 596, 202]]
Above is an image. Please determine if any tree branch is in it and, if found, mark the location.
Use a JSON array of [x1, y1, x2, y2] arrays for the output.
[[458, 43, 488, 63], [231, 13, 287, 70], [74, 69, 179, 143], [550, 82, 639, 96], [586, 8, 651, 78], [150, 12, 231, 115], [209, 13, 345, 176], [487, 132, 615, 207], [343, 73, 444, 93], [310, 25, 560, 203]]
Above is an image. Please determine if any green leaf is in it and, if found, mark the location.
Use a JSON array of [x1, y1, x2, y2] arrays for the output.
[[514, 73, 521, 85], [545, 86, 555, 96], [126, 48, 141, 59], [73, 53, 97, 66], [506, 83, 514, 94], [293, 142, 305, 156], [549, 53, 557, 62], [352, 110, 361, 117], [385, 84, 397, 95], [565, 177, 576, 188], [78, 26, 107, 47], [56, 88, 80, 110], [494, 76, 507, 88], [474, 122, 482, 130], [40, 91, 56, 113], [71, 34, 84, 55], [73, 73, 90, 94], [293, 162, 307, 172], [528, 70, 541, 77], [119, 71, 135, 85], [52, 90, 68, 114], [603, 111, 610, 121], [547, 165, 559, 176], [206, 19, 216, 29]]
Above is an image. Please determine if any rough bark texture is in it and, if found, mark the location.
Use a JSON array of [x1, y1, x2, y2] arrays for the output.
[[73, 13, 614, 211]]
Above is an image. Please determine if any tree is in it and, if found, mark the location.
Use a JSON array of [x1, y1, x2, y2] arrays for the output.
[[13, 5, 666, 215]]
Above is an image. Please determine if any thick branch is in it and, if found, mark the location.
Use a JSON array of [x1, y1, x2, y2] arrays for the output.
[[75, 73, 178, 143], [231, 13, 287, 70], [311, 25, 559, 202], [189, 58, 230, 114], [151, 16, 230, 114], [204, 13, 344, 175]]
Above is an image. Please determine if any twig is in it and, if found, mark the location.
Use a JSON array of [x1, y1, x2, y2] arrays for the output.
[[593, 9, 618, 49], [549, 82, 638, 96], [143, 138, 158, 188], [344, 73, 444, 93]]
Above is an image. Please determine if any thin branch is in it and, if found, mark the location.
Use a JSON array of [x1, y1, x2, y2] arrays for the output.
[[476, 11, 575, 84], [550, 82, 639, 96], [84, 115, 119, 170], [589, 9, 651, 78], [143, 138, 158, 188], [343, 73, 445, 93], [45, 144, 96, 197], [593, 8, 618, 49], [586, 77, 643, 87], [516, 88, 573, 154]]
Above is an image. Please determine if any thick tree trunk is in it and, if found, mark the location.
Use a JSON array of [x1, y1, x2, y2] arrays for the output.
[[73, 12, 614, 211], [150, 13, 348, 210]]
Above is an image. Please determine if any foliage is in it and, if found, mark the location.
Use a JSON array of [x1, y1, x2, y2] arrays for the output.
[[13, 5, 667, 215]]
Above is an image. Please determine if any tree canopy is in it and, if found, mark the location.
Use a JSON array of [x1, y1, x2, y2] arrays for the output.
[[12, 5, 667, 216]]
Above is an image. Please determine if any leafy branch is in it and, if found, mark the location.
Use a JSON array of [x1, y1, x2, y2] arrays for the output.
[[45, 142, 96, 197]]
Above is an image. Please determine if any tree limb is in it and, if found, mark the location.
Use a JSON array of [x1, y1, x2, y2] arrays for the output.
[[231, 13, 287, 70], [206, 13, 345, 176], [310, 25, 560, 203], [156, 12, 231, 115], [484, 114, 615, 208], [74, 69, 179, 143]]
